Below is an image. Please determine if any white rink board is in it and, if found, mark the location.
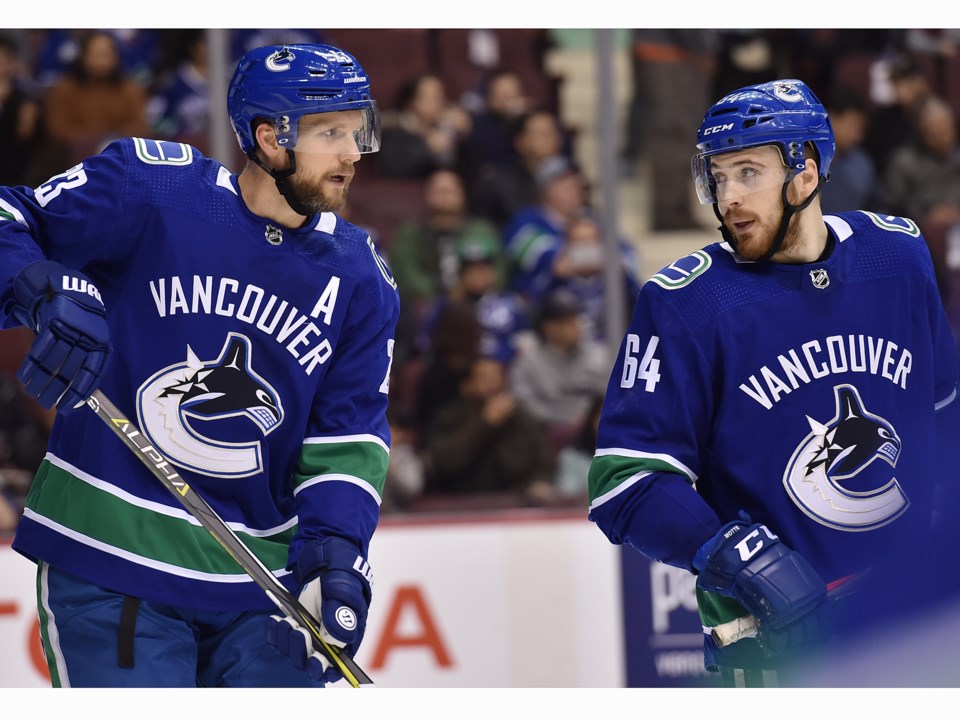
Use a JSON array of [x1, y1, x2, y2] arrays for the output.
[[0, 512, 624, 687]]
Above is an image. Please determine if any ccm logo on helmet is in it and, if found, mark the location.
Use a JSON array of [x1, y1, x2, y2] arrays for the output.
[[704, 123, 734, 136]]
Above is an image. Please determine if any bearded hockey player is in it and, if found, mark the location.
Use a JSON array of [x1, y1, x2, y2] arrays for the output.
[[588, 79, 959, 687], [0, 43, 398, 687]]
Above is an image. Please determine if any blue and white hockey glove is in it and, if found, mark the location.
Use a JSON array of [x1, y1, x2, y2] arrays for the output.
[[693, 514, 827, 656], [266, 536, 373, 684], [10, 260, 111, 413]]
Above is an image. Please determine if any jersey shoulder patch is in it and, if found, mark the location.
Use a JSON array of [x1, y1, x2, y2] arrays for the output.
[[132, 138, 195, 167], [646, 249, 713, 290], [858, 211, 921, 237]]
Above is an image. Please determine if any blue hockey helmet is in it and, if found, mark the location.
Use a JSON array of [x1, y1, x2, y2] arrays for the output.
[[691, 79, 834, 204], [227, 44, 380, 157]]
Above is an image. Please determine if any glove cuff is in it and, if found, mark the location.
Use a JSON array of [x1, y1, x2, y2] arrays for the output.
[[692, 519, 747, 574], [12, 260, 61, 329], [294, 537, 373, 602], [12, 260, 106, 329]]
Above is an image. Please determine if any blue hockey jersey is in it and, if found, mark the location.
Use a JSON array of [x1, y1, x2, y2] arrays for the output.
[[0, 138, 400, 611], [588, 211, 958, 638]]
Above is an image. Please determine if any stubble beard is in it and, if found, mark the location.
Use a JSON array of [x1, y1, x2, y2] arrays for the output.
[[727, 208, 801, 262]]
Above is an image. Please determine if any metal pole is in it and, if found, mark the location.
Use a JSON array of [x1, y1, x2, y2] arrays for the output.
[[596, 29, 627, 353], [205, 29, 235, 170]]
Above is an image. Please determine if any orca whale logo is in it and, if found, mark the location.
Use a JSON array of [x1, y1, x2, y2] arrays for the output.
[[782, 384, 908, 531], [265, 48, 295, 72], [136, 333, 283, 479]]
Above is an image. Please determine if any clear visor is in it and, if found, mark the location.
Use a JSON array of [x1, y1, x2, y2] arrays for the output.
[[278, 105, 381, 155], [691, 151, 792, 204]]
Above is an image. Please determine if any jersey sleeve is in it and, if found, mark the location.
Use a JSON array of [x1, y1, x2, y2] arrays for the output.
[[587, 282, 722, 570], [288, 265, 400, 564], [0, 140, 130, 327]]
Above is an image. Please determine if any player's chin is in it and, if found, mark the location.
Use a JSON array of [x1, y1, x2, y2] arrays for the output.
[[320, 187, 350, 213], [733, 234, 771, 261]]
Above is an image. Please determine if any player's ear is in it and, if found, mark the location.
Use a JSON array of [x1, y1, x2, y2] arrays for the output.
[[254, 121, 283, 161], [789, 157, 819, 203], [802, 157, 820, 188]]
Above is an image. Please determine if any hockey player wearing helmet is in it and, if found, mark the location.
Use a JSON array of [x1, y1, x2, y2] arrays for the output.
[[228, 44, 381, 223], [0, 43, 398, 686], [691, 80, 835, 263], [588, 79, 959, 686]]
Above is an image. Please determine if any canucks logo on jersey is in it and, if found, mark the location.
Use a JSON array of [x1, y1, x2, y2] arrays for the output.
[[783, 384, 908, 531], [136, 332, 284, 479]]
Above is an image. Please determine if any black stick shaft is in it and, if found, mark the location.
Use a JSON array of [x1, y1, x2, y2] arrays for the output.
[[85, 389, 374, 687]]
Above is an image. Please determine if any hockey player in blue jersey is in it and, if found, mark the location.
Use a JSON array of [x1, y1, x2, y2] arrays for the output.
[[588, 79, 959, 686], [0, 43, 399, 687]]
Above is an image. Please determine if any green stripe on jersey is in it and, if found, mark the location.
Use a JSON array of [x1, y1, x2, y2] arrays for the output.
[[26, 460, 291, 576], [293, 439, 389, 498], [588, 453, 694, 505]]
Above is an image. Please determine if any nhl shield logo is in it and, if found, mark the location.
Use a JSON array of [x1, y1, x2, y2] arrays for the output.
[[810, 268, 829, 289], [265, 224, 283, 245]]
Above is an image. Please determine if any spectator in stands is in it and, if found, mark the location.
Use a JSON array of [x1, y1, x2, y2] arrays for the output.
[[148, 30, 210, 148], [43, 30, 150, 167], [460, 69, 530, 185], [376, 73, 471, 179], [883, 96, 960, 303], [541, 215, 642, 341], [0, 32, 41, 186], [553, 392, 604, 499], [390, 168, 502, 361], [416, 233, 530, 368], [882, 97, 960, 226], [621, 29, 716, 230], [865, 52, 936, 178], [502, 155, 590, 308], [821, 86, 881, 214], [35, 29, 160, 88], [411, 299, 482, 442], [422, 353, 555, 502], [508, 288, 611, 455], [469, 108, 566, 229]]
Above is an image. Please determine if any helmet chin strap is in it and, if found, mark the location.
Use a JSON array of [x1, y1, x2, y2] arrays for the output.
[[248, 148, 314, 219], [712, 176, 825, 262]]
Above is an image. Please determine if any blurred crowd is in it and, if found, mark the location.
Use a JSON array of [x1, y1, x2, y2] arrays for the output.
[[2, 28, 960, 529]]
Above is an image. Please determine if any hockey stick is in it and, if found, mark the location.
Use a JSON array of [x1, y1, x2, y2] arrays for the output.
[[84, 389, 374, 687], [711, 573, 864, 648]]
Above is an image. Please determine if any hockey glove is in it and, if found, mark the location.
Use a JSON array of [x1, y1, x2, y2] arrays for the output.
[[266, 536, 373, 684], [10, 260, 111, 413], [693, 515, 827, 656]]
